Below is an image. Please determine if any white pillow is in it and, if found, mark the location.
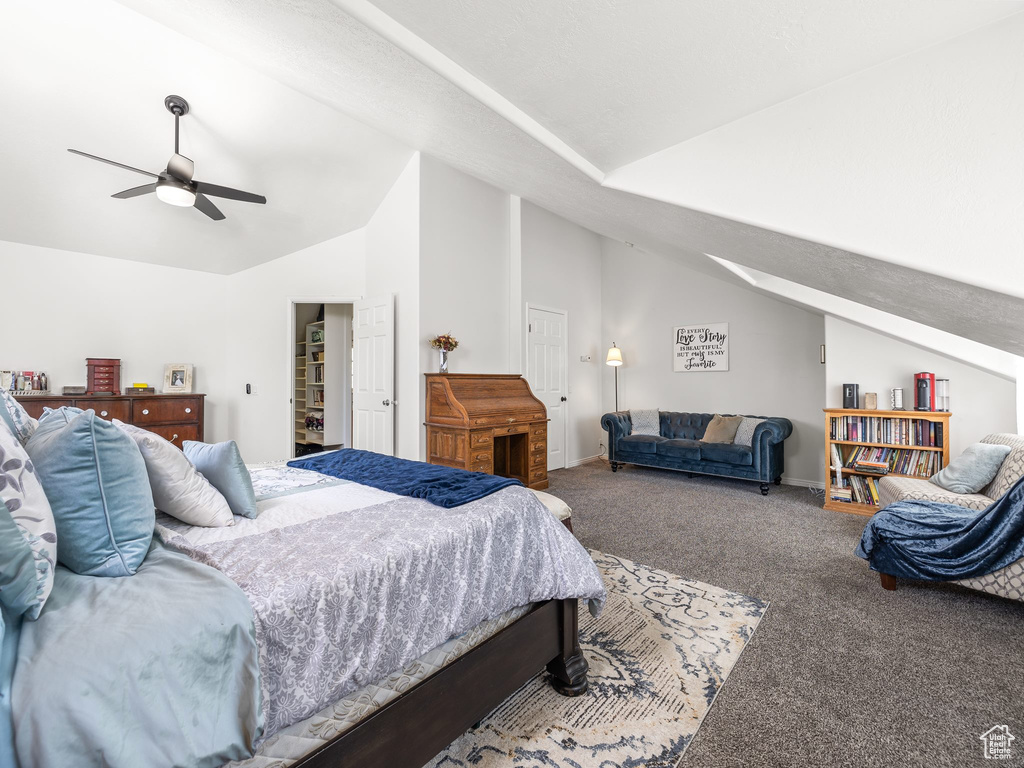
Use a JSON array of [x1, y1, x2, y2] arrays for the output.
[[113, 420, 234, 527], [630, 409, 661, 436]]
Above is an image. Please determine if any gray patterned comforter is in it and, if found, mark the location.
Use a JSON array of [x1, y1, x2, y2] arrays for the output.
[[160, 481, 605, 736]]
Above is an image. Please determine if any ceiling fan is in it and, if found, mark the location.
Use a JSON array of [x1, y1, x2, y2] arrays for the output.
[[68, 95, 266, 221]]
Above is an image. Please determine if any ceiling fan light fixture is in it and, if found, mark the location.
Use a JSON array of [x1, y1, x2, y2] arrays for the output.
[[155, 179, 196, 207]]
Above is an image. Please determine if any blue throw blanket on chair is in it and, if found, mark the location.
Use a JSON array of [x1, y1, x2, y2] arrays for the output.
[[856, 474, 1024, 580], [287, 449, 523, 508]]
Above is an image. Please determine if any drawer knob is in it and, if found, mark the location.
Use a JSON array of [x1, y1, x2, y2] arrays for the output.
[[100, 410, 108, 417], [184, 407, 192, 414], [142, 409, 149, 415]]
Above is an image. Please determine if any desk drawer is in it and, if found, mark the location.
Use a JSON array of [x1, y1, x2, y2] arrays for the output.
[[89, 400, 131, 422], [494, 424, 529, 436], [529, 439, 546, 455], [529, 451, 546, 468], [133, 398, 201, 425], [471, 450, 493, 465], [146, 424, 200, 450], [470, 431, 492, 448]]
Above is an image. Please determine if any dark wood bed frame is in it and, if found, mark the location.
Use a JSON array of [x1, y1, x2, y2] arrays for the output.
[[292, 597, 588, 767]]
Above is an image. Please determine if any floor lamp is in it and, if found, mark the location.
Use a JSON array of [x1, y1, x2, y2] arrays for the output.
[[606, 343, 623, 412]]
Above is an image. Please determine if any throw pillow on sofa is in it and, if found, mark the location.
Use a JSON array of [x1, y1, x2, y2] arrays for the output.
[[26, 407, 154, 577], [702, 414, 743, 444], [629, 409, 661, 436], [930, 443, 1012, 495], [114, 421, 234, 527], [733, 417, 765, 447]]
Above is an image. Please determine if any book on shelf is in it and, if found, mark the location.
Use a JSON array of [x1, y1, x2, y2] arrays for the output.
[[829, 414, 943, 448], [833, 443, 939, 479]]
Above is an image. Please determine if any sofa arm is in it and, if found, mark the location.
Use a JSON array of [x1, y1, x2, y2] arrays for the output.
[[751, 418, 793, 481], [601, 411, 633, 461]]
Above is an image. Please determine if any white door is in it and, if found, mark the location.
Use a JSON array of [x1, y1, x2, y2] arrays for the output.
[[352, 295, 394, 455], [527, 307, 568, 471]]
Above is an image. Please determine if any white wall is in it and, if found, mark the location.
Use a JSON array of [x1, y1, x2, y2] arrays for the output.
[[601, 240, 826, 485], [608, 13, 1024, 300], [824, 316, 1016, 459], [0, 232, 366, 463], [521, 201, 605, 466], [365, 153, 421, 460], [227, 231, 365, 460]]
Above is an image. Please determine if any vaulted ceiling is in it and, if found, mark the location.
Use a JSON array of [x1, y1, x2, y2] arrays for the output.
[[8, 0, 1024, 356], [0, 0, 412, 273]]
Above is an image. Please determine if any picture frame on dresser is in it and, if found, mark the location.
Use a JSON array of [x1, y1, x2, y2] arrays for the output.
[[163, 363, 194, 393]]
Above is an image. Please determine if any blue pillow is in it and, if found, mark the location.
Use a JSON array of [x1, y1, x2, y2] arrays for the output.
[[0, 391, 37, 445], [0, 503, 40, 617], [183, 440, 258, 519], [26, 408, 154, 577], [930, 443, 1012, 495]]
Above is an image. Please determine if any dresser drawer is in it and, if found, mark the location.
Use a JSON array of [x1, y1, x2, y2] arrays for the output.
[[16, 398, 65, 420], [88, 400, 131, 422], [146, 424, 200, 450], [133, 398, 201, 425]]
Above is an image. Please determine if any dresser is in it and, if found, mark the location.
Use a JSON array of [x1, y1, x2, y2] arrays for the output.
[[16, 393, 205, 449], [424, 373, 548, 490]]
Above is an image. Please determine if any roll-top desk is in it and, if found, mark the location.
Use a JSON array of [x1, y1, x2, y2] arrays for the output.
[[15, 393, 205, 450], [424, 373, 548, 490]]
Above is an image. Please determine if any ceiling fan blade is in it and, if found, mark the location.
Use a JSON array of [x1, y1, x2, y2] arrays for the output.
[[67, 149, 161, 179], [193, 193, 225, 221], [192, 181, 266, 204], [167, 153, 194, 181], [111, 183, 158, 199]]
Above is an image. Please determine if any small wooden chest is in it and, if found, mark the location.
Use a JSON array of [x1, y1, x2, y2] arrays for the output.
[[86, 357, 121, 396]]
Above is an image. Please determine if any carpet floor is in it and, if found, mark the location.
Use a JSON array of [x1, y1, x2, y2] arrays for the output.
[[548, 462, 1024, 768], [429, 551, 766, 767]]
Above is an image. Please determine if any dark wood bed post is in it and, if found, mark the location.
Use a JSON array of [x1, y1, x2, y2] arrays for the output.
[[879, 573, 898, 591], [547, 598, 589, 696]]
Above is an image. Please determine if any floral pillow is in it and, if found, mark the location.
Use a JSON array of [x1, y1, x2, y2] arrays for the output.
[[0, 420, 56, 619], [0, 390, 37, 445]]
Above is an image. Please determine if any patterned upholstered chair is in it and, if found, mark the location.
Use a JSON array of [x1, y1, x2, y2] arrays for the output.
[[878, 434, 1024, 511], [874, 433, 1024, 601]]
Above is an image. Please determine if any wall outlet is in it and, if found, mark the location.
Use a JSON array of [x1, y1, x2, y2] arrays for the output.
[[580, 354, 592, 362], [247, 383, 258, 395]]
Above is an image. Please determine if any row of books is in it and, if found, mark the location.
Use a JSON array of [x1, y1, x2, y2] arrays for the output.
[[829, 475, 880, 506], [830, 415, 943, 447], [309, 364, 324, 383], [840, 445, 941, 477]]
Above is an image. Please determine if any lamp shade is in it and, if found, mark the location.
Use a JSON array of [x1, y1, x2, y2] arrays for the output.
[[605, 346, 623, 366]]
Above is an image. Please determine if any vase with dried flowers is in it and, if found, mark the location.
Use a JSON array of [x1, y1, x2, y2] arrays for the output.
[[429, 333, 459, 373]]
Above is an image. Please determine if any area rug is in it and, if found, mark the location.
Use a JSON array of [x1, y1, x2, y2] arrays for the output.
[[426, 550, 768, 768]]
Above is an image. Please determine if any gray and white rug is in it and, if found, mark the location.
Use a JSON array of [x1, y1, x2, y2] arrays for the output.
[[428, 550, 768, 768]]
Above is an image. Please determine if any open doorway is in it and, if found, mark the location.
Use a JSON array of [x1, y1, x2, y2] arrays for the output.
[[292, 302, 353, 458]]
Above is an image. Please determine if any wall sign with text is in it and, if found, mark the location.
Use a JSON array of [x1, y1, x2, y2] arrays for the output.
[[673, 323, 729, 372]]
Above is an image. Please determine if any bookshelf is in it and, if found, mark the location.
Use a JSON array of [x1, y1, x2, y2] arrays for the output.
[[824, 408, 951, 516], [293, 306, 353, 452]]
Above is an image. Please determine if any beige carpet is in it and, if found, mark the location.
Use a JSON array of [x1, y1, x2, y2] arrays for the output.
[[427, 551, 768, 768]]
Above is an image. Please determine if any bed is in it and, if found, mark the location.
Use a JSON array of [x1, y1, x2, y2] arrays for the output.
[[7, 458, 606, 768]]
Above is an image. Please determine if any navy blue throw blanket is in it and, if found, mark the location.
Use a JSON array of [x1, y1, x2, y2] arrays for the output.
[[856, 474, 1024, 580], [287, 448, 523, 508]]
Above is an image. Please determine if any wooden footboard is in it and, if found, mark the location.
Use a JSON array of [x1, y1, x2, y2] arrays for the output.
[[292, 598, 586, 768]]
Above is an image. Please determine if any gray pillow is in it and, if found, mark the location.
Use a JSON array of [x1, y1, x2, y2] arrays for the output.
[[733, 417, 765, 447], [702, 414, 743, 444], [629, 409, 661, 436], [930, 443, 1012, 495]]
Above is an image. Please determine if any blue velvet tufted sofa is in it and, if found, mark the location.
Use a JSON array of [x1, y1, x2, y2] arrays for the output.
[[601, 411, 793, 495]]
